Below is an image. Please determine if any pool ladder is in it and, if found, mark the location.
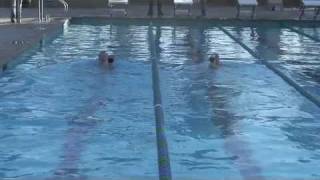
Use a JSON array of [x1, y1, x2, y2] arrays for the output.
[[38, 0, 69, 23]]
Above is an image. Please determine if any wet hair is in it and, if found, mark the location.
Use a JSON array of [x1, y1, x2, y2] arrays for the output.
[[108, 57, 114, 64], [209, 53, 219, 63], [2, 64, 7, 72], [209, 56, 215, 63]]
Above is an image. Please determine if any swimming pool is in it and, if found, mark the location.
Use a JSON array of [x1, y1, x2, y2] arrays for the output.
[[1, 18, 320, 180]]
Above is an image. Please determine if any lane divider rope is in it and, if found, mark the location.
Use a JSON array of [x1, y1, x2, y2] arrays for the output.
[[149, 25, 172, 180]]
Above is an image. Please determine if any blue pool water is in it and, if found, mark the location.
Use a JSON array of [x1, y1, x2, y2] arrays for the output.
[[1, 19, 320, 180]]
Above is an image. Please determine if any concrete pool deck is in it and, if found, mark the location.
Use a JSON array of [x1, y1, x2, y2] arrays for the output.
[[0, 6, 319, 73], [1, 6, 319, 21], [0, 16, 67, 73]]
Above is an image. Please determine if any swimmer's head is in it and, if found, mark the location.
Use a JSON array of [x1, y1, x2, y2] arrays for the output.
[[99, 51, 115, 65], [1, 64, 7, 72], [209, 53, 219, 62], [108, 54, 115, 64], [209, 53, 220, 67], [99, 51, 108, 64]]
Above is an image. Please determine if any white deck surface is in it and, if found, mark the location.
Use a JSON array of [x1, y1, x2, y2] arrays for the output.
[[238, 0, 258, 6], [109, 0, 129, 5], [174, 0, 193, 5], [303, 0, 320, 6]]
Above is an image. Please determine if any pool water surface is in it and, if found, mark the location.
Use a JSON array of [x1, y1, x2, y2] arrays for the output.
[[1, 19, 320, 180]]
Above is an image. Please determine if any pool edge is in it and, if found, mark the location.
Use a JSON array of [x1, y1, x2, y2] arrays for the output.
[[0, 18, 70, 75]]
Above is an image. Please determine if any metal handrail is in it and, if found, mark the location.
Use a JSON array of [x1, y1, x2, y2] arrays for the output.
[[38, 0, 69, 23], [38, 0, 44, 22], [11, 0, 22, 23]]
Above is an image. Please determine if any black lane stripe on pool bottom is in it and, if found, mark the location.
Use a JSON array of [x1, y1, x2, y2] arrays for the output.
[[218, 26, 320, 109], [284, 25, 320, 43]]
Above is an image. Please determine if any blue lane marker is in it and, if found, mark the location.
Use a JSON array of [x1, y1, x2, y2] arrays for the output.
[[218, 26, 320, 109], [149, 25, 172, 180]]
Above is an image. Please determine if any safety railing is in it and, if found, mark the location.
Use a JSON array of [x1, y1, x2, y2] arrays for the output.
[[38, 0, 69, 23]]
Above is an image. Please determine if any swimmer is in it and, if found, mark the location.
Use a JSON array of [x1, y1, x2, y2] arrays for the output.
[[98, 51, 115, 66], [209, 53, 220, 68], [2, 64, 7, 72], [192, 49, 202, 62]]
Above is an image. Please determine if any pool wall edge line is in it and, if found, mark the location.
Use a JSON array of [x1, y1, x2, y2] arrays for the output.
[[70, 15, 320, 25], [69, 17, 320, 31], [0, 18, 70, 75], [2, 176, 319, 180]]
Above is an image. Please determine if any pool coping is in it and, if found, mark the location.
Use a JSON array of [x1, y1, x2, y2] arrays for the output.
[[69, 16, 320, 27], [0, 18, 70, 75]]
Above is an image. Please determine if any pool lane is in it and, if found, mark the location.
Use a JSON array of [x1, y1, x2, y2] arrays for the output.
[[154, 25, 267, 180], [224, 25, 320, 103], [204, 62, 320, 179], [219, 25, 320, 179], [157, 25, 254, 65], [0, 24, 158, 179], [155, 24, 320, 179], [67, 60, 158, 178]]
